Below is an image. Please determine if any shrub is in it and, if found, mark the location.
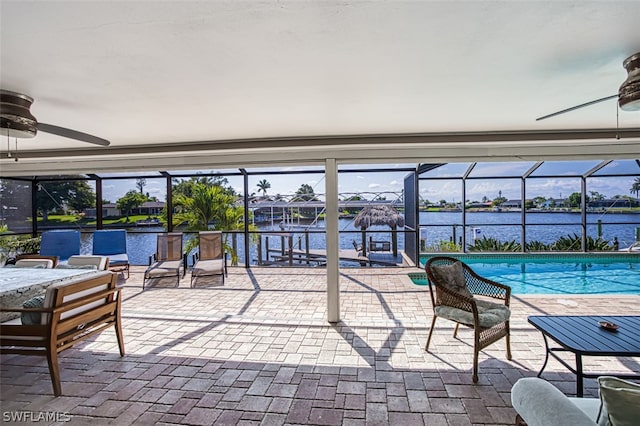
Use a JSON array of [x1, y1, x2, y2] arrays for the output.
[[468, 236, 521, 252], [551, 233, 613, 251], [0, 235, 42, 264], [525, 240, 550, 251]]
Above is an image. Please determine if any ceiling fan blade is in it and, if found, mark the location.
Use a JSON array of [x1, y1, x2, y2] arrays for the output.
[[535, 94, 618, 121], [37, 122, 110, 146]]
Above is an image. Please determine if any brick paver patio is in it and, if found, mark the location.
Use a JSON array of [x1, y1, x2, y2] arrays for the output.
[[2, 266, 639, 425]]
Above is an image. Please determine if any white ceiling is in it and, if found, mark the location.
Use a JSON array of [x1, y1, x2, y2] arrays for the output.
[[1, 1, 639, 175]]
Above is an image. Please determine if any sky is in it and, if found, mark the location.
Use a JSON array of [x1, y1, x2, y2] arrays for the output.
[[99, 160, 638, 203]]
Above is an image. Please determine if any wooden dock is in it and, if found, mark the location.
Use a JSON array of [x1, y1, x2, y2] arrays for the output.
[[268, 249, 407, 267]]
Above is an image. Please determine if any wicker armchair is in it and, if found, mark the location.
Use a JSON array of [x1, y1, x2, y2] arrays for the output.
[[424, 256, 512, 382]]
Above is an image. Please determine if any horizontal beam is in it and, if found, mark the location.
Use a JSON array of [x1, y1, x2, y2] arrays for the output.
[[1, 128, 639, 176]]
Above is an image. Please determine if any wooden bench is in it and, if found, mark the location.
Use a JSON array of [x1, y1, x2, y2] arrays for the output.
[[0, 271, 124, 396]]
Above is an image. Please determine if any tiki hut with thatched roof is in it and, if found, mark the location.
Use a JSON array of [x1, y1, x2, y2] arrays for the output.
[[353, 204, 405, 257]]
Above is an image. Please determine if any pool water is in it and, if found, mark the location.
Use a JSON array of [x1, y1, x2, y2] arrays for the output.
[[413, 254, 640, 295]]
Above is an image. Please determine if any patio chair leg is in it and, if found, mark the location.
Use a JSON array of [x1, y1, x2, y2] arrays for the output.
[[472, 348, 479, 383], [506, 322, 512, 360], [46, 348, 62, 396], [453, 323, 460, 338], [115, 313, 126, 357], [425, 316, 437, 351]]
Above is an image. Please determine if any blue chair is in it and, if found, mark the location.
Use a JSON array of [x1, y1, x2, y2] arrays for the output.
[[39, 230, 80, 263], [92, 229, 129, 278]]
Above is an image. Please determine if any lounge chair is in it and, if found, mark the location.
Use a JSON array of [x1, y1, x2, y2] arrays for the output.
[[92, 229, 130, 278], [191, 231, 227, 287], [143, 233, 186, 289], [424, 256, 512, 383], [39, 230, 81, 263]]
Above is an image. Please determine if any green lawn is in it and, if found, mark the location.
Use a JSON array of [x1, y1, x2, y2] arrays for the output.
[[36, 214, 162, 226]]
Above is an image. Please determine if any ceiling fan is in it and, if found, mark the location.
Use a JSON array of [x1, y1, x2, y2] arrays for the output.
[[0, 89, 110, 146], [536, 52, 640, 121]]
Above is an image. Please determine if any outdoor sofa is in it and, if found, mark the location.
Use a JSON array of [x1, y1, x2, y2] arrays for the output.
[[511, 376, 640, 426]]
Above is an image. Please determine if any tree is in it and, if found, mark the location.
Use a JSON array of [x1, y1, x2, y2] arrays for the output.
[[589, 191, 604, 201], [136, 178, 147, 194], [567, 192, 587, 207], [630, 177, 640, 199], [533, 196, 546, 207], [36, 179, 96, 221], [172, 176, 236, 199], [173, 184, 232, 230], [293, 184, 318, 201], [116, 190, 147, 221], [256, 179, 271, 197], [172, 182, 247, 265], [491, 196, 507, 207]]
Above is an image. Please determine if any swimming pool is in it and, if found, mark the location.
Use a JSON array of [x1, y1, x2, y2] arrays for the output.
[[411, 253, 640, 295]]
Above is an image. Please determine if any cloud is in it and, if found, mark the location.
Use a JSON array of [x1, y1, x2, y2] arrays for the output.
[[389, 180, 400, 186], [368, 183, 381, 189]]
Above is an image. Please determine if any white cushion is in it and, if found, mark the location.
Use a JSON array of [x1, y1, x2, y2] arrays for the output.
[[511, 377, 597, 426], [65, 255, 109, 270], [14, 259, 54, 269], [41, 270, 112, 324]]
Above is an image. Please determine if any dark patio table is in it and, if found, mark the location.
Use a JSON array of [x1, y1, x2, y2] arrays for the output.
[[528, 315, 640, 397]]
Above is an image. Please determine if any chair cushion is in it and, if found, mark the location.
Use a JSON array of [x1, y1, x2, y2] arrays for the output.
[[598, 376, 640, 426], [435, 299, 510, 328], [108, 253, 129, 266], [67, 255, 109, 270], [431, 261, 473, 298], [511, 377, 599, 426], [15, 259, 54, 269], [21, 295, 45, 325], [192, 259, 224, 276], [146, 260, 182, 278], [41, 271, 113, 324], [56, 264, 98, 270]]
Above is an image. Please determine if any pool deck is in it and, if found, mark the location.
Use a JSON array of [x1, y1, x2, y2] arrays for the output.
[[2, 266, 639, 425]]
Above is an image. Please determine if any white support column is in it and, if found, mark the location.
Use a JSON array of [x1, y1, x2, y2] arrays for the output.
[[325, 158, 340, 323]]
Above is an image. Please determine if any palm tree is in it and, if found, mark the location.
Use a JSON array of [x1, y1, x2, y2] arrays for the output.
[[257, 179, 271, 197], [173, 183, 232, 230], [172, 182, 254, 265], [630, 177, 640, 199]]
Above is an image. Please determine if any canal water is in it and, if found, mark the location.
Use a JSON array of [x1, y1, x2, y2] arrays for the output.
[[78, 212, 639, 266]]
